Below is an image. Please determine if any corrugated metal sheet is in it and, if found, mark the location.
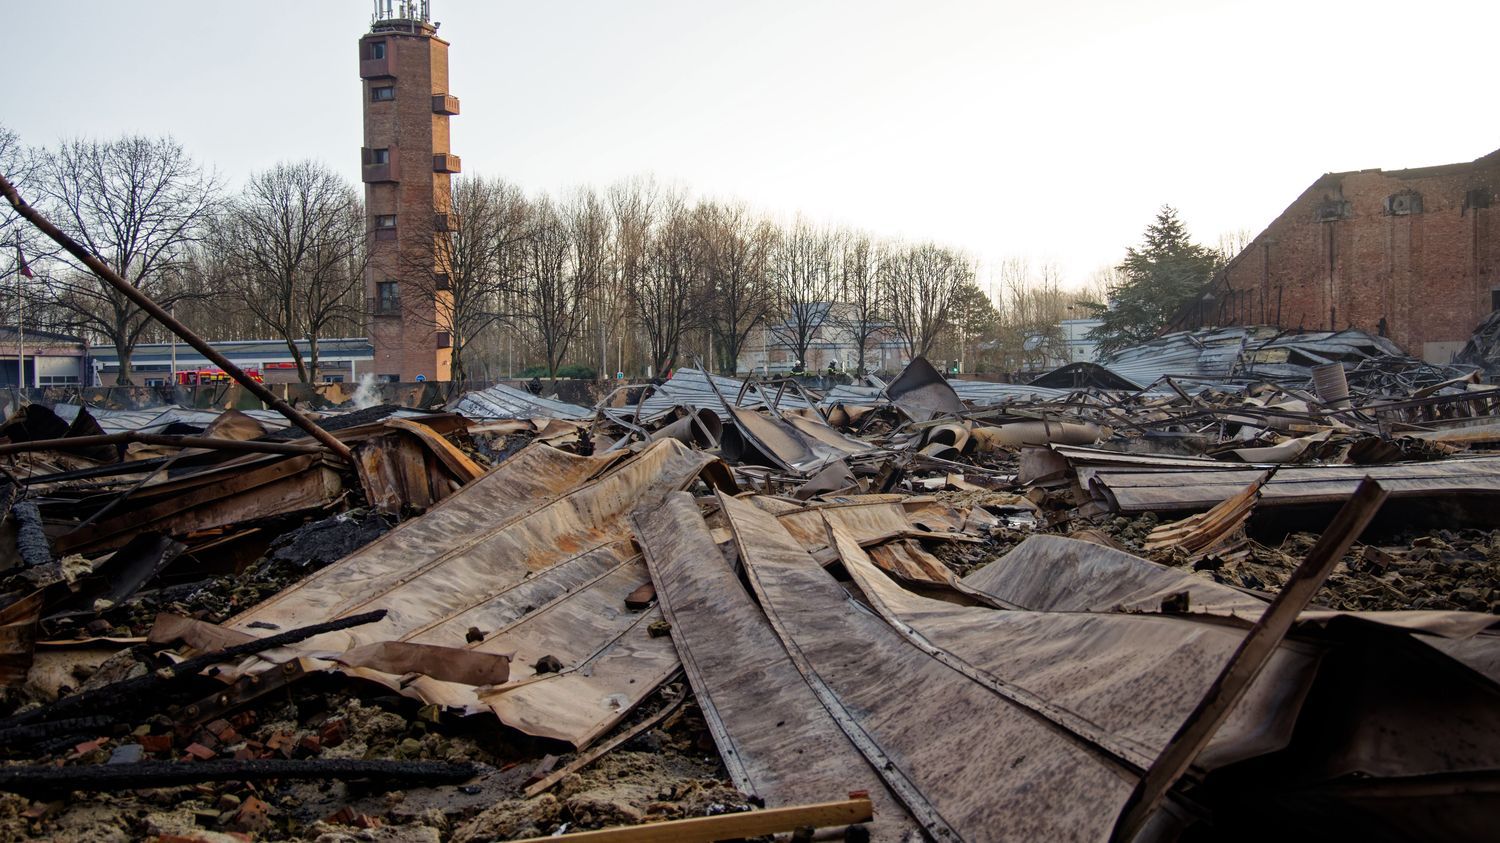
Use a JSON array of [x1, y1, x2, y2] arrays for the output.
[[1101, 326, 1466, 391], [449, 382, 593, 421], [820, 381, 1070, 409], [638, 368, 812, 420], [49, 404, 291, 434], [951, 380, 1072, 405]]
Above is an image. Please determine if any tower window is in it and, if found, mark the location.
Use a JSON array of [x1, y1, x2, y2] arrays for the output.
[[371, 148, 390, 165], [376, 281, 400, 314], [370, 41, 386, 60], [371, 85, 395, 102], [375, 214, 397, 228]]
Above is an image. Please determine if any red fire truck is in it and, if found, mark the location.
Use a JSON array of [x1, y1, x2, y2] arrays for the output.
[[174, 368, 264, 385]]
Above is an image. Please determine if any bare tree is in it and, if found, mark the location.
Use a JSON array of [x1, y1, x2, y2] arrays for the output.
[[170, 245, 265, 342], [766, 219, 835, 370], [697, 201, 772, 375], [882, 241, 970, 360], [213, 160, 363, 383], [403, 175, 530, 386], [36, 135, 219, 384], [829, 232, 888, 376], [631, 194, 699, 376], [600, 177, 657, 378], [519, 196, 586, 383], [565, 187, 610, 378]]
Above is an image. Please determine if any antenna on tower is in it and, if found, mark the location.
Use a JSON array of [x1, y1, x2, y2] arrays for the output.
[[371, 0, 430, 31]]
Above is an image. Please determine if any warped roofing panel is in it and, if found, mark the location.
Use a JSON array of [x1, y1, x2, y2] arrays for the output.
[[49, 404, 291, 434], [951, 380, 1072, 405], [821, 379, 1070, 410], [631, 494, 919, 841], [719, 491, 1136, 840], [222, 440, 714, 745], [450, 382, 593, 421], [638, 368, 812, 420], [1086, 455, 1500, 512], [1101, 326, 1465, 391]]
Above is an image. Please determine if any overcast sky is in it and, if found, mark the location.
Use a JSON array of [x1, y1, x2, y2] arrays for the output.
[[4, 0, 1496, 287]]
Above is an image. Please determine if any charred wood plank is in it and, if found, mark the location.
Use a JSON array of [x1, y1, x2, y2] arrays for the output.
[[0, 715, 114, 749]]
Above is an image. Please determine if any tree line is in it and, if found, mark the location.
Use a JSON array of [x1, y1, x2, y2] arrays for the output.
[[1, 125, 1225, 386]]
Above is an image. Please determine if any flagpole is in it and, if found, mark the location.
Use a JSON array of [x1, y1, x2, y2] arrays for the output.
[[169, 301, 177, 386], [14, 234, 21, 390], [16, 273, 22, 389]]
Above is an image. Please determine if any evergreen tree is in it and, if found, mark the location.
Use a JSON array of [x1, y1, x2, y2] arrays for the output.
[[1087, 205, 1222, 357]]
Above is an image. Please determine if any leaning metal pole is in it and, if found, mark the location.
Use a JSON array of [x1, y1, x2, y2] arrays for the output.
[[0, 173, 355, 462]]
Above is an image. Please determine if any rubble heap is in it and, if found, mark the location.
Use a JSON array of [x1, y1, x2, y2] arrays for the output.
[[1, 348, 1498, 842]]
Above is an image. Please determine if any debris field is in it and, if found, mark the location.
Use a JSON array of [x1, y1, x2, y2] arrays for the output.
[[2, 332, 1500, 842]]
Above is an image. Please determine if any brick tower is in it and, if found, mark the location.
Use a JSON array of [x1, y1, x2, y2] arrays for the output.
[[359, 0, 458, 382]]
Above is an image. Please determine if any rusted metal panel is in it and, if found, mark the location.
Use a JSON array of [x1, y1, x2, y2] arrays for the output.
[[885, 356, 965, 421], [223, 441, 714, 744], [1144, 472, 1269, 562], [757, 496, 992, 599], [226, 445, 617, 634], [421, 552, 678, 747], [1112, 479, 1389, 840], [720, 490, 1135, 841], [382, 417, 485, 482], [482, 603, 677, 747], [54, 455, 340, 556], [631, 493, 919, 842], [966, 535, 1500, 643], [1085, 456, 1500, 513], [965, 535, 1268, 618], [829, 521, 1317, 775]]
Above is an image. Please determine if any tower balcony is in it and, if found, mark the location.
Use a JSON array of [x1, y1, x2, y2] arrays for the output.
[[432, 94, 461, 115], [434, 211, 458, 232], [359, 37, 393, 78], [360, 56, 392, 78], [362, 146, 400, 183], [433, 153, 462, 174]]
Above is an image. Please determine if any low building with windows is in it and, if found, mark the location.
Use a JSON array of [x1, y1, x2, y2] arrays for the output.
[[736, 304, 909, 376], [91, 338, 374, 385], [0, 326, 92, 388], [1059, 318, 1103, 364]]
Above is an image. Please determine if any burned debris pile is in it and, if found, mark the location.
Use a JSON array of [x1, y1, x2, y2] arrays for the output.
[[2, 341, 1499, 841]]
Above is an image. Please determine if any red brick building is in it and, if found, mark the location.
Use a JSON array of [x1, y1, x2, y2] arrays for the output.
[[1172, 147, 1500, 362], [359, 1, 458, 381]]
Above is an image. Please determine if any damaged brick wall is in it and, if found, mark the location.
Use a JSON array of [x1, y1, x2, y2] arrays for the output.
[[1173, 148, 1500, 363]]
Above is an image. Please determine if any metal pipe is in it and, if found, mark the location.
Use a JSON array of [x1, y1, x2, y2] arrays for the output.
[[0, 174, 355, 462]]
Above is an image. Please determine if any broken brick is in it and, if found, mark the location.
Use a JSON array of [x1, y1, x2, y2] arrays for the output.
[[318, 719, 347, 748], [183, 743, 216, 761]]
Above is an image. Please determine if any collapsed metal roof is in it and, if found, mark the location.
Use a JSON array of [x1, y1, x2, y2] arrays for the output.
[[448, 382, 593, 421], [1101, 325, 1470, 390]]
